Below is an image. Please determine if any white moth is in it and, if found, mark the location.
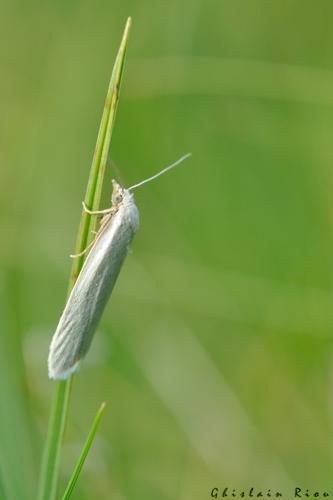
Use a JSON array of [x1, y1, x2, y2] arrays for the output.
[[48, 153, 191, 379]]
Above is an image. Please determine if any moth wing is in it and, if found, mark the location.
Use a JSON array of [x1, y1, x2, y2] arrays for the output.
[[48, 201, 139, 379]]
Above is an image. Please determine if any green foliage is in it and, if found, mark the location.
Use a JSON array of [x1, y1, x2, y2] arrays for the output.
[[38, 17, 131, 500], [62, 402, 107, 499]]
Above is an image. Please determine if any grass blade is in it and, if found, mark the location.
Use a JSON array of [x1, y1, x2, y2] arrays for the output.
[[69, 15, 132, 287], [38, 17, 132, 500], [62, 402, 107, 500]]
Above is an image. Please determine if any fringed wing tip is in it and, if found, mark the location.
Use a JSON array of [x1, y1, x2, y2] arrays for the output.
[[48, 359, 80, 380]]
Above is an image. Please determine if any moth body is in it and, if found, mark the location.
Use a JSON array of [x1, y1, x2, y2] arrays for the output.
[[48, 183, 139, 379], [48, 153, 191, 380]]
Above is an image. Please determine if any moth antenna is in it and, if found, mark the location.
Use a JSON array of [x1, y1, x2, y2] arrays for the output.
[[128, 153, 192, 191]]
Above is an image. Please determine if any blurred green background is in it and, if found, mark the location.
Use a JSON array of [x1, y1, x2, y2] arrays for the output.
[[1, 1, 333, 499]]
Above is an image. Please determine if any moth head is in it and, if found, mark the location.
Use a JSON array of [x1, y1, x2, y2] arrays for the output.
[[111, 180, 125, 205]]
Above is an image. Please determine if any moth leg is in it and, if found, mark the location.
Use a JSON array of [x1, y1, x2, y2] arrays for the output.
[[82, 201, 113, 216], [98, 207, 118, 228], [92, 214, 113, 234], [70, 238, 96, 259], [70, 205, 118, 259]]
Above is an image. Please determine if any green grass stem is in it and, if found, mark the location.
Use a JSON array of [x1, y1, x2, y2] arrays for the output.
[[37, 17, 132, 500]]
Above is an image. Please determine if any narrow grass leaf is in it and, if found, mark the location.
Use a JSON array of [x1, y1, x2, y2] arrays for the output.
[[38, 17, 132, 500], [62, 402, 107, 500]]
